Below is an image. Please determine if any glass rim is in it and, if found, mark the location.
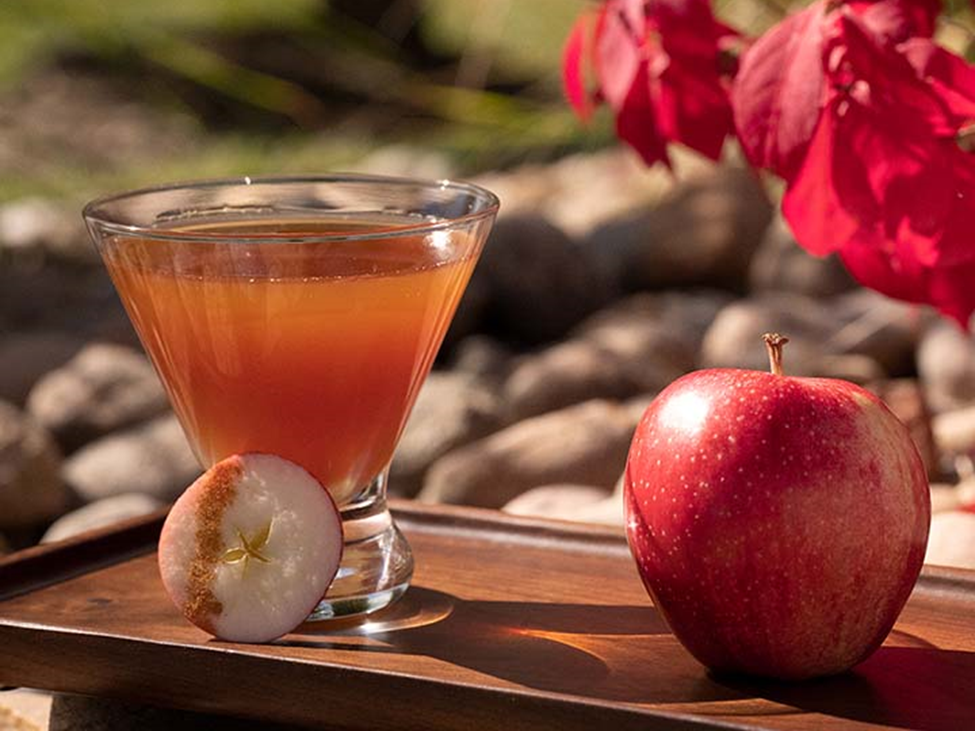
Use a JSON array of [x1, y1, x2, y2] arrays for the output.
[[82, 173, 501, 244]]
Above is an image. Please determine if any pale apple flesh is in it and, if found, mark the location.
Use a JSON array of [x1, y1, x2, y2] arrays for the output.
[[159, 453, 343, 643], [624, 369, 930, 680]]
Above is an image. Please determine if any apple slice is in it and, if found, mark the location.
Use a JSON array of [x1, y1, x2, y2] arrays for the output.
[[159, 453, 343, 643]]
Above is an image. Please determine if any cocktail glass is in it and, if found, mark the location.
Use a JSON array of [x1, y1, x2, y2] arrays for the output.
[[83, 175, 498, 619]]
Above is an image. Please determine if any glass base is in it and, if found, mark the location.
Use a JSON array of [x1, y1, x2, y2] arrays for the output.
[[308, 476, 414, 621]]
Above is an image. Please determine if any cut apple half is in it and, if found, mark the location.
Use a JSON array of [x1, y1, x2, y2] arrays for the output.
[[159, 453, 343, 643]]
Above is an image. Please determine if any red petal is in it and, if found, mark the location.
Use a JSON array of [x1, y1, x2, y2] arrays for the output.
[[839, 238, 932, 308], [782, 109, 862, 256], [656, 53, 734, 160], [732, 3, 828, 180], [825, 15, 965, 265], [649, 0, 736, 160], [901, 38, 975, 123], [619, 0, 647, 37], [563, 12, 595, 121], [616, 62, 671, 167], [841, 240, 975, 327], [595, 1, 643, 112], [848, 0, 940, 43], [654, 0, 729, 57], [829, 14, 954, 136]]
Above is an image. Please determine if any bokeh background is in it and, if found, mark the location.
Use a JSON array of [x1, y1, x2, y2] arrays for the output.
[[0, 0, 608, 202], [2, 0, 975, 566]]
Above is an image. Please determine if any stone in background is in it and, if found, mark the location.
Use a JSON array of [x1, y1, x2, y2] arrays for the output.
[[28, 343, 169, 453], [0, 332, 85, 407], [748, 213, 856, 298], [451, 213, 612, 347], [701, 290, 919, 381], [389, 372, 502, 498], [918, 319, 975, 413], [42, 493, 163, 543], [419, 399, 640, 508], [2, 155, 975, 566], [0, 401, 67, 534], [63, 415, 200, 504], [583, 167, 773, 294]]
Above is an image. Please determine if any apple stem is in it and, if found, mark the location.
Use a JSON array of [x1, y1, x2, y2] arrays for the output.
[[763, 332, 789, 376]]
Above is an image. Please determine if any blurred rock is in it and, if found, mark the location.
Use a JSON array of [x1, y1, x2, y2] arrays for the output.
[[0, 197, 88, 261], [958, 477, 975, 505], [350, 144, 455, 180], [574, 493, 624, 525], [64, 415, 200, 503], [917, 320, 975, 414], [49, 694, 298, 731], [27, 343, 169, 453], [505, 483, 624, 526], [578, 290, 730, 359], [925, 507, 975, 569], [0, 690, 50, 731], [503, 340, 640, 420], [749, 213, 856, 297], [419, 399, 637, 508], [42, 493, 163, 543], [443, 276, 492, 351], [933, 405, 975, 456], [583, 167, 773, 294], [930, 484, 962, 514], [0, 332, 85, 406], [830, 289, 920, 376], [867, 380, 938, 480], [501, 484, 609, 520], [449, 336, 513, 385], [625, 392, 658, 423], [0, 260, 118, 333], [475, 145, 714, 236], [503, 334, 682, 421], [0, 705, 42, 731], [702, 293, 858, 375], [502, 291, 724, 421], [456, 213, 611, 346], [0, 401, 67, 531], [815, 354, 886, 383], [474, 148, 709, 239], [389, 372, 501, 498], [701, 291, 917, 380]]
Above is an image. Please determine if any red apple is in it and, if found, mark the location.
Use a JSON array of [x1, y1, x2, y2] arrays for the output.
[[624, 334, 930, 680]]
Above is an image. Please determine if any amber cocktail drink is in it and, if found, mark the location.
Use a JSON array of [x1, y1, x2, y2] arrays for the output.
[[84, 177, 498, 618]]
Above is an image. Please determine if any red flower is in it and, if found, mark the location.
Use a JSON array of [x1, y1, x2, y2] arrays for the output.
[[562, 0, 739, 166], [731, 0, 975, 324], [780, 13, 975, 324], [732, 0, 939, 181], [568, 0, 975, 325]]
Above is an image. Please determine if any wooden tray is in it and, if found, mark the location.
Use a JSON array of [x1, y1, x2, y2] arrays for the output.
[[1, 501, 973, 731]]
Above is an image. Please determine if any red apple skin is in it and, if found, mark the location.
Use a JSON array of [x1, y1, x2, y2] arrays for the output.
[[624, 368, 930, 680]]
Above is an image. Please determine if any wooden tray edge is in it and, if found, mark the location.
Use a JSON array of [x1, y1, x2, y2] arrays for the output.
[[0, 623, 760, 731], [3, 501, 975, 602], [0, 508, 168, 600]]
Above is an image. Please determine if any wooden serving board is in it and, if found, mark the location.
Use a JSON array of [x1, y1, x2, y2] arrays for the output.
[[1, 501, 973, 730]]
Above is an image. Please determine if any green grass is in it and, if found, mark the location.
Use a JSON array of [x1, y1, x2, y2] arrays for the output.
[[0, 0, 618, 205], [0, 0, 322, 90]]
